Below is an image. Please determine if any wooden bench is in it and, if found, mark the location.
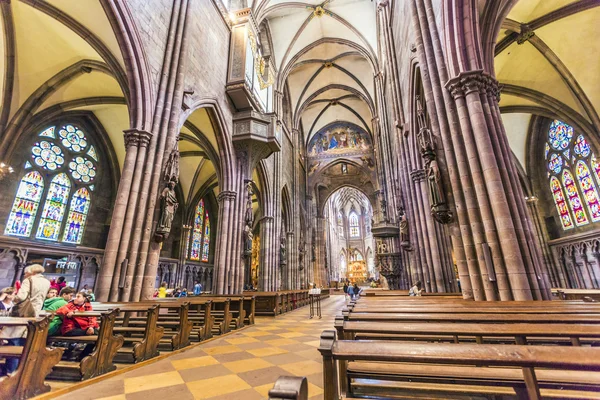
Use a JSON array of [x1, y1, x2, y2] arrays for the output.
[[47, 309, 124, 380], [104, 301, 193, 351], [335, 319, 600, 346], [249, 292, 281, 316], [0, 316, 63, 400], [554, 288, 600, 301], [152, 297, 214, 340], [363, 290, 462, 298], [92, 303, 164, 363], [200, 294, 256, 326], [318, 330, 600, 400], [342, 309, 600, 324]]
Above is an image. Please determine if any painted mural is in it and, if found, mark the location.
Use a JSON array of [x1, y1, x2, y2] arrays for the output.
[[308, 122, 371, 157]]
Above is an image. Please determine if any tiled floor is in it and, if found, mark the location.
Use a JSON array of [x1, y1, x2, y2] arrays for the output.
[[54, 295, 346, 400]]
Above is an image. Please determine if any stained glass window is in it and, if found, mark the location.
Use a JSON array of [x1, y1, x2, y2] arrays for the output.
[[548, 120, 573, 150], [63, 188, 91, 244], [562, 169, 588, 226], [545, 120, 600, 230], [574, 135, 591, 158], [5, 171, 44, 237], [548, 153, 563, 174], [5, 124, 98, 243], [201, 213, 210, 262], [36, 173, 71, 241], [349, 211, 360, 237], [190, 200, 205, 261], [575, 161, 600, 222]]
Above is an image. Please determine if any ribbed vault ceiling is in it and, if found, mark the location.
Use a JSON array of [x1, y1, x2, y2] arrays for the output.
[[496, 0, 600, 171], [257, 0, 377, 146]]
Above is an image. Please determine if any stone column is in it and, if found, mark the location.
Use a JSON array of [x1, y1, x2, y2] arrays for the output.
[[526, 196, 561, 287], [96, 129, 146, 301]]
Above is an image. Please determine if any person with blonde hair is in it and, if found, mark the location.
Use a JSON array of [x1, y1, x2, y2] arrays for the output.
[[0, 287, 15, 315], [0, 264, 50, 375]]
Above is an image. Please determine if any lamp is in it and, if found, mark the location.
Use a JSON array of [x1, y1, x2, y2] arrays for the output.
[[0, 162, 14, 181]]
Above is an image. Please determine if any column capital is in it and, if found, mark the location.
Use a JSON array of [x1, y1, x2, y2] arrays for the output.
[[446, 70, 485, 98], [217, 190, 237, 202], [123, 129, 153, 148]]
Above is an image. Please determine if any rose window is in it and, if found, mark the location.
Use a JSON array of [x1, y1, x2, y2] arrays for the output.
[[59, 124, 88, 152], [69, 156, 96, 183], [31, 141, 64, 170]]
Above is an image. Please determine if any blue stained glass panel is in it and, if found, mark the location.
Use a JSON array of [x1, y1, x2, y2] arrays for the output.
[[36, 173, 71, 241], [63, 188, 91, 244], [548, 153, 563, 174], [5, 171, 44, 237], [202, 213, 210, 262], [574, 134, 591, 158], [190, 200, 205, 261], [548, 120, 574, 150]]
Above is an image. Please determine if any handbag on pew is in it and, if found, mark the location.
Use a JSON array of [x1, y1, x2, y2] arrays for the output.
[[10, 278, 36, 318]]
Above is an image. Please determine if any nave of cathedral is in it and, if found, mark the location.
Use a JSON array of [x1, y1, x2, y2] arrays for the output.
[[0, 0, 600, 399]]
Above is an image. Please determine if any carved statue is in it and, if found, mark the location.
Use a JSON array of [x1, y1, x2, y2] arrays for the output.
[[243, 224, 253, 256], [427, 159, 443, 207], [280, 236, 287, 264], [399, 209, 411, 250], [416, 96, 435, 158], [154, 180, 178, 242], [245, 183, 254, 226], [164, 148, 180, 184]]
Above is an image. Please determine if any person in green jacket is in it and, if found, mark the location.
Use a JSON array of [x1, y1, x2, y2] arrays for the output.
[[44, 286, 76, 336]]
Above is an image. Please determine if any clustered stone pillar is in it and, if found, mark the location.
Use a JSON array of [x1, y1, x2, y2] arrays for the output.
[[96, 0, 192, 301]]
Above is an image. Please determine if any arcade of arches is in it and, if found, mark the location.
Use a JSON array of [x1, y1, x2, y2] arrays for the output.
[[0, 0, 599, 303]]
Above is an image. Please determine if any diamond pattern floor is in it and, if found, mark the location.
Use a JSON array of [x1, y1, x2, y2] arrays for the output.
[[54, 295, 346, 400]]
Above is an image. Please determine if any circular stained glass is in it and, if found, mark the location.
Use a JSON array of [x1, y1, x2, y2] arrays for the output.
[[69, 156, 96, 183], [31, 141, 64, 170], [548, 120, 573, 151], [548, 153, 563, 174], [59, 124, 87, 152]]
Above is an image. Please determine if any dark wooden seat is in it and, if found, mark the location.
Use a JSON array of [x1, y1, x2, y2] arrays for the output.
[[91, 303, 163, 363], [0, 316, 63, 400], [47, 309, 123, 381], [319, 330, 600, 400]]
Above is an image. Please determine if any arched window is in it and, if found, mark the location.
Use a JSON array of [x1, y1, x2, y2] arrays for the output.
[[189, 199, 211, 262], [349, 211, 360, 237], [5, 124, 97, 243], [202, 213, 210, 262], [544, 119, 600, 230]]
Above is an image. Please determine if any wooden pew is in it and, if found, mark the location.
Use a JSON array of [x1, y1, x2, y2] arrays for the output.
[[92, 303, 164, 363], [249, 292, 281, 316], [102, 301, 192, 351], [153, 297, 214, 340], [199, 294, 256, 326], [47, 309, 124, 380], [554, 288, 600, 301], [363, 289, 462, 298], [342, 309, 600, 324], [348, 303, 600, 314], [335, 319, 600, 346], [318, 330, 600, 400], [0, 316, 63, 400]]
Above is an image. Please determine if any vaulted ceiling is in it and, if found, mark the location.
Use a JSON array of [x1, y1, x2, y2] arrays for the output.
[[328, 186, 372, 217], [1, 0, 219, 211], [496, 0, 600, 172], [256, 0, 378, 146]]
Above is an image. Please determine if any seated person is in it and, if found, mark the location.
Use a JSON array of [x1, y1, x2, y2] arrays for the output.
[[46, 288, 58, 299], [178, 288, 188, 297], [0, 287, 15, 316], [56, 292, 99, 336], [44, 286, 76, 336], [55, 293, 99, 360]]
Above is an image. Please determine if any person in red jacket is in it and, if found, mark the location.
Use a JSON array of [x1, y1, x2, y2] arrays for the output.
[[56, 292, 98, 336]]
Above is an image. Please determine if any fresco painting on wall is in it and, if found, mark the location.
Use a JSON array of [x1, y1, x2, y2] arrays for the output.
[[308, 122, 371, 157]]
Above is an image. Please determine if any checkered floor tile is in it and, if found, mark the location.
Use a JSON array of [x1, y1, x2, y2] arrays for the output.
[[53, 296, 346, 400]]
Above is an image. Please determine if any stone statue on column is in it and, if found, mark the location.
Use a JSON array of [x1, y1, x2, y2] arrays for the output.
[[280, 236, 287, 266], [243, 182, 254, 257], [164, 148, 180, 183], [427, 159, 443, 207], [416, 96, 435, 160], [398, 207, 411, 250], [154, 179, 178, 242]]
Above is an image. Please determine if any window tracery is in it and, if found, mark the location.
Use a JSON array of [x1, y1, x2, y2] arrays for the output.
[[349, 211, 360, 238], [189, 199, 211, 263], [5, 124, 97, 243], [545, 119, 600, 230]]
